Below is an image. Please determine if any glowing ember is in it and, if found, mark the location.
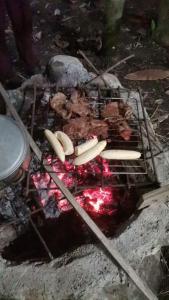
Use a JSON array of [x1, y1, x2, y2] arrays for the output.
[[32, 156, 120, 217], [82, 187, 119, 216], [89, 199, 103, 212]]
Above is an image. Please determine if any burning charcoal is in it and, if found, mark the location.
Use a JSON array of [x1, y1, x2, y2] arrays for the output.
[[32, 155, 121, 218], [32, 157, 76, 218], [42, 196, 61, 219], [76, 158, 112, 185], [80, 187, 120, 216], [58, 199, 72, 212]]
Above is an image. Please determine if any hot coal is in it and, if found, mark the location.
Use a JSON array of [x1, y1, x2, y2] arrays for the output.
[[31, 156, 135, 222]]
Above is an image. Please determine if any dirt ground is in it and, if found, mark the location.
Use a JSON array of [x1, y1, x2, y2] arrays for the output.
[[6, 0, 169, 145]]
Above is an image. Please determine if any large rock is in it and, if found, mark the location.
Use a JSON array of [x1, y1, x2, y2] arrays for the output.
[[46, 55, 90, 87], [88, 72, 122, 89]]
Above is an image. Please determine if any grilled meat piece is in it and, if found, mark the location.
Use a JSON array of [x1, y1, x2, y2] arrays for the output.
[[51, 89, 92, 119], [89, 119, 108, 138], [118, 101, 133, 119], [66, 89, 91, 117], [117, 120, 132, 141], [102, 101, 133, 120], [102, 101, 133, 141], [63, 117, 90, 139], [63, 117, 108, 140], [50, 92, 72, 120], [101, 102, 120, 119]]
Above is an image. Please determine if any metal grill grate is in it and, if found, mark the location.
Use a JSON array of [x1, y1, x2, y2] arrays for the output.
[[25, 86, 158, 196]]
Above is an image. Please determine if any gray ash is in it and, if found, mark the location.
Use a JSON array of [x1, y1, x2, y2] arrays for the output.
[[0, 185, 30, 233]]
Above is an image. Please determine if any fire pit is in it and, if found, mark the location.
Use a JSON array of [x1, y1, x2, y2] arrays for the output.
[[0, 86, 158, 262], [0, 82, 167, 300]]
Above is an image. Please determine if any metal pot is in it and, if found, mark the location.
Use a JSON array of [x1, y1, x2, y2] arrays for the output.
[[0, 115, 31, 189]]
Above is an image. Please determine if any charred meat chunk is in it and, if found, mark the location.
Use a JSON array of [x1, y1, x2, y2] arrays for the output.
[[66, 89, 91, 117], [50, 92, 72, 120], [63, 117, 108, 140]]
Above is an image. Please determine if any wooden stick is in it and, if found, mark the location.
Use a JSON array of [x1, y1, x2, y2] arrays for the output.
[[78, 50, 109, 87], [84, 54, 135, 86], [0, 83, 158, 300]]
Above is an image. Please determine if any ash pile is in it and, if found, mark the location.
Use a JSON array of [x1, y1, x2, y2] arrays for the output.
[[0, 55, 169, 300]]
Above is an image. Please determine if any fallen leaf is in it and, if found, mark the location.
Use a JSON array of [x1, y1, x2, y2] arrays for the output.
[[124, 69, 169, 80]]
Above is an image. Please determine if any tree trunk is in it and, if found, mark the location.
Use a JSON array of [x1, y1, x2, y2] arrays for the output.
[[155, 0, 169, 47], [102, 0, 125, 54]]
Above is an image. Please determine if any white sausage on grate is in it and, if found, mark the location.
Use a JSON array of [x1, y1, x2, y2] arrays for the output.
[[74, 140, 107, 166], [75, 137, 98, 156], [44, 129, 65, 162], [100, 150, 141, 160], [54, 131, 74, 155]]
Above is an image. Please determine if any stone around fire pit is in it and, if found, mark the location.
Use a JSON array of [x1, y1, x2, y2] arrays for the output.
[[88, 72, 122, 89], [47, 55, 90, 87]]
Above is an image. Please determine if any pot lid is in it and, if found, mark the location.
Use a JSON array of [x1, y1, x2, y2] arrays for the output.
[[0, 115, 28, 180]]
